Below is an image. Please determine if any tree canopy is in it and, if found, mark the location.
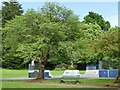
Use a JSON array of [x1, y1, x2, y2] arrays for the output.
[[84, 12, 111, 31], [2, 0, 23, 27], [2, 3, 80, 79]]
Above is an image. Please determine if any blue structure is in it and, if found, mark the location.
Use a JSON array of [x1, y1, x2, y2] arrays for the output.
[[99, 69, 119, 78], [109, 70, 118, 77], [44, 72, 49, 78], [99, 70, 108, 77]]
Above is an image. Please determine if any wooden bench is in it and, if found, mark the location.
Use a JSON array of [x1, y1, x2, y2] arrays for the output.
[[60, 70, 80, 83]]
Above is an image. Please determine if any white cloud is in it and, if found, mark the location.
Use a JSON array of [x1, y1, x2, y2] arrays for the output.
[[106, 15, 118, 27]]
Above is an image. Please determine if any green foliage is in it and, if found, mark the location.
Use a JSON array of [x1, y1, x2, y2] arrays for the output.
[[88, 27, 119, 69], [56, 63, 69, 68], [40, 2, 73, 22], [2, 2, 80, 71], [67, 66, 75, 70], [84, 12, 111, 31], [61, 67, 66, 71], [2, 0, 23, 27], [92, 27, 118, 59]]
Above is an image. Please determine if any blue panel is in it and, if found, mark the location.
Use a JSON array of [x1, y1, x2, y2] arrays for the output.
[[109, 70, 118, 77], [44, 72, 49, 77], [99, 70, 108, 77]]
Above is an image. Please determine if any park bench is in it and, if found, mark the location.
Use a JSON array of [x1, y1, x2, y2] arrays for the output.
[[60, 70, 80, 83]]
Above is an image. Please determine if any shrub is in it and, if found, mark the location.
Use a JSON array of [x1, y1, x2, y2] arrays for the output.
[[73, 65, 77, 69], [62, 64, 69, 68], [54, 68, 61, 71], [61, 67, 66, 71], [8, 67, 13, 69], [68, 66, 75, 70], [56, 63, 69, 69], [56, 64, 62, 68]]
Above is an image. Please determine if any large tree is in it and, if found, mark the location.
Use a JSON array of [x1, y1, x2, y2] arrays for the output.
[[2, 3, 80, 79], [2, 0, 23, 27], [84, 12, 111, 31], [90, 27, 119, 81], [40, 2, 73, 22], [57, 22, 102, 66]]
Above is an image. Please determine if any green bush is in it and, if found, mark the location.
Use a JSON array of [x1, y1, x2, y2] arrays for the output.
[[67, 66, 75, 70], [54, 68, 61, 71], [56, 63, 69, 68], [61, 67, 66, 71]]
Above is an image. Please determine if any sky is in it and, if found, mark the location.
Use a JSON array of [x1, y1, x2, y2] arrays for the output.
[[118, 2, 120, 27], [18, 1, 118, 27]]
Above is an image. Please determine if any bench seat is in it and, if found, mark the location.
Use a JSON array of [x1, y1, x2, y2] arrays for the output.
[[60, 70, 80, 83]]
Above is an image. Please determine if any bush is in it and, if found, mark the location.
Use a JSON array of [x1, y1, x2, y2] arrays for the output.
[[73, 65, 77, 69], [54, 68, 61, 71], [56, 63, 69, 68], [67, 66, 75, 70], [56, 64, 61, 68], [62, 64, 69, 68], [61, 67, 66, 71], [8, 67, 13, 69]]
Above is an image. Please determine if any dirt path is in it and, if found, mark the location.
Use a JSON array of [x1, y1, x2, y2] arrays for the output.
[[28, 81, 117, 88]]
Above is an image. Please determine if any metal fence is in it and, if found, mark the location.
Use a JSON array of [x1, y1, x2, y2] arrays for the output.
[[102, 60, 119, 69]]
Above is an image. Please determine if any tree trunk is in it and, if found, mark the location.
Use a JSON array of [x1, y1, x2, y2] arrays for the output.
[[37, 60, 44, 80], [37, 48, 50, 80], [115, 67, 120, 82]]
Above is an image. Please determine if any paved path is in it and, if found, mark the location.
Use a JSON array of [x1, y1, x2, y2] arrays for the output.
[[80, 74, 115, 79], [0, 77, 35, 81], [0, 76, 62, 81], [0, 74, 115, 81]]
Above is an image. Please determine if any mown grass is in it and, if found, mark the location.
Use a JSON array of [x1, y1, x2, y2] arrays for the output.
[[80, 79, 114, 85], [2, 79, 117, 89], [50, 70, 64, 76], [45, 78, 114, 85], [2, 81, 79, 88], [1, 69, 28, 78]]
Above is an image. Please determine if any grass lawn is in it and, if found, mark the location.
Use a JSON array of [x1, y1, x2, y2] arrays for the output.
[[1, 69, 28, 78], [2, 81, 79, 88], [1, 69, 85, 78], [45, 79, 115, 85], [1, 69, 119, 89], [2, 79, 117, 89]]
